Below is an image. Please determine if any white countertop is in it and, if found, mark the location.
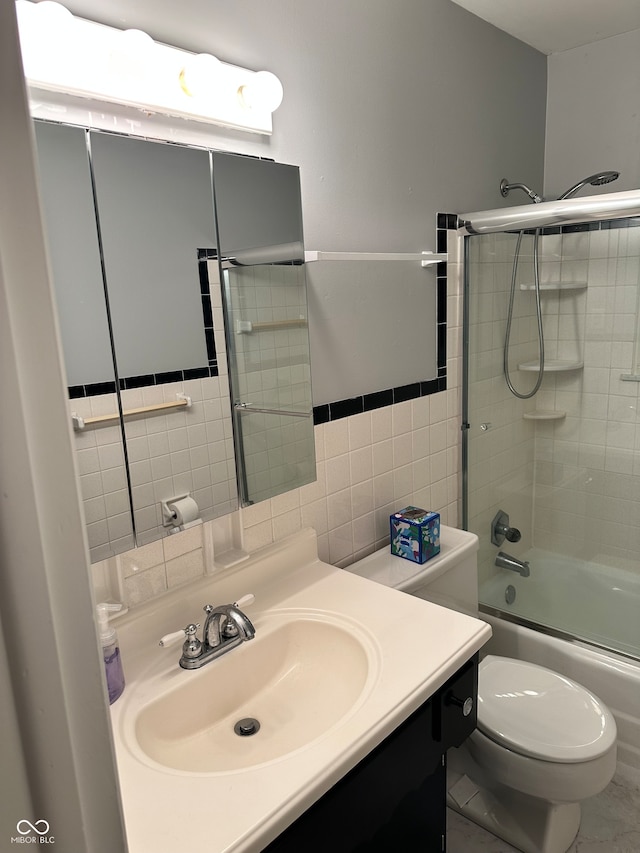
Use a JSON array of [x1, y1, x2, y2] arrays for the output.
[[110, 528, 491, 853]]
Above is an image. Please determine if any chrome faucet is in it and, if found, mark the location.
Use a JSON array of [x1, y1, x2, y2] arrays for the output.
[[159, 594, 255, 670], [495, 551, 530, 578], [203, 601, 256, 649]]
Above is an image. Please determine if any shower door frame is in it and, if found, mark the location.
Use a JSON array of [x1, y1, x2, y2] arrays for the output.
[[459, 189, 640, 662]]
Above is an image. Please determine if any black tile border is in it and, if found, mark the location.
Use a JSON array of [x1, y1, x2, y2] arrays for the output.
[[311, 215, 455, 425], [601, 217, 640, 230], [69, 250, 219, 398], [518, 216, 640, 237]]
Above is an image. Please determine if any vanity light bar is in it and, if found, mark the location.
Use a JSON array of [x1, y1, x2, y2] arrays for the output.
[[15, 1, 284, 135], [304, 251, 448, 266]]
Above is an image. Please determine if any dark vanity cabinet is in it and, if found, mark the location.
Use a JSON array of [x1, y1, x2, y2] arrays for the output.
[[264, 654, 478, 853]]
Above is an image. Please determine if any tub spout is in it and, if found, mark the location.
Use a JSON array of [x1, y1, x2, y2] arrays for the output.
[[495, 551, 530, 577]]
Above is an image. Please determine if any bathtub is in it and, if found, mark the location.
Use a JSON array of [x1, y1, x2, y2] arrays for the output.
[[479, 560, 640, 768], [480, 548, 640, 659]]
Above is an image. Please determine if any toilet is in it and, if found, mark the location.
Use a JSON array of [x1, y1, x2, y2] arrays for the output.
[[346, 525, 617, 853]]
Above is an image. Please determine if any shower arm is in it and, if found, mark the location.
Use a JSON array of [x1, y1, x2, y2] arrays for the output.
[[499, 179, 543, 204]]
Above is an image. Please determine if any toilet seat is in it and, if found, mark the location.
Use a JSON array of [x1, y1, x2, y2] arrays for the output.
[[478, 655, 616, 763]]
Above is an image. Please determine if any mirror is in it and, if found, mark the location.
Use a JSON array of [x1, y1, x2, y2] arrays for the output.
[[211, 152, 315, 504], [34, 121, 136, 558], [33, 122, 315, 560]]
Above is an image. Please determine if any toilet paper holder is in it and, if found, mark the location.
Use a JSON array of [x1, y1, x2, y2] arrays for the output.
[[161, 494, 200, 528]]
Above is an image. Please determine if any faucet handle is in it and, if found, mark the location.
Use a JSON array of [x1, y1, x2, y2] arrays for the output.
[[159, 622, 201, 647], [234, 593, 255, 609]]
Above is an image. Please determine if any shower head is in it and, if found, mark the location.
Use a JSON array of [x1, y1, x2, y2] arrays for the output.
[[500, 178, 543, 204], [557, 171, 619, 200]]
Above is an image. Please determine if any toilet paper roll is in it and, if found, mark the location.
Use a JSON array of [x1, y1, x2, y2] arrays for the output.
[[168, 496, 200, 526]]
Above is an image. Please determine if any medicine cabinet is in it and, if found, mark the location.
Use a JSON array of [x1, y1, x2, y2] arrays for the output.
[[34, 121, 315, 561]]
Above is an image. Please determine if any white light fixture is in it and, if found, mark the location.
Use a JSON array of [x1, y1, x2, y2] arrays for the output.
[[179, 53, 222, 98], [15, 0, 284, 135], [238, 71, 284, 112]]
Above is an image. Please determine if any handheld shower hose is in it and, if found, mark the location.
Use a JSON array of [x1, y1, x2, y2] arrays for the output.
[[498, 170, 619, 399]]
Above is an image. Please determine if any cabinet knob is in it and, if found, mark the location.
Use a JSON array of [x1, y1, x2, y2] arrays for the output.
[[447, 693, 474, 717]]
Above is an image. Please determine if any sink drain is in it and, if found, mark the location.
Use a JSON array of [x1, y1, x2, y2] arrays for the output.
[[234, 717, 260, 736]]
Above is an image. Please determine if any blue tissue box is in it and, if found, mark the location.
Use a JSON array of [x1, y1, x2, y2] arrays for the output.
[[390, 507, 440, 564]]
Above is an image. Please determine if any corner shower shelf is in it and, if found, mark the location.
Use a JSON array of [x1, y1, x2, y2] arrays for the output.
[[519, 281, 587, 292], [518, 359, 583, 372], [523, 410, 567, 421]]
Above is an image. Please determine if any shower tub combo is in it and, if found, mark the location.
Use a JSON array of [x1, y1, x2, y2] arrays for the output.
[[459, 181, 640, 770]]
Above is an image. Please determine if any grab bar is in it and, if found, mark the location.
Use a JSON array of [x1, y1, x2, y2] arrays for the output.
[[234, 402, 311, 418], [72, 393, 192, 431], [235, 318, 307, 333]]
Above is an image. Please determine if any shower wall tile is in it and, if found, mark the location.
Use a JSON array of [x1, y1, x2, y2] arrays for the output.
[[528, 221, 640, 569]]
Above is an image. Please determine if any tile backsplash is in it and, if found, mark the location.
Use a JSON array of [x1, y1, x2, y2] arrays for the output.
[[91, 388, 462, 609]]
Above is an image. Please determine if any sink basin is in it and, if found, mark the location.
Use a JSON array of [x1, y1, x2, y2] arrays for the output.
[[132, 611, 377, 773]]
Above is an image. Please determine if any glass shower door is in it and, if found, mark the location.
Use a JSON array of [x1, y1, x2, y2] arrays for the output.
[[464, 220, 640, 660]]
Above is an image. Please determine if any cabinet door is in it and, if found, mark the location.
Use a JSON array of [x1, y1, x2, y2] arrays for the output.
[[264, 698, 445, 853], [33, 121, 135, 561], [34, 123, 115, 389], [90, 132, 215, 380], [212, 152, 316, 506]]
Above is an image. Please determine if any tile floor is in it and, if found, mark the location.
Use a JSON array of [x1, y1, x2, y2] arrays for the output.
[[447, 762, 640, 853]]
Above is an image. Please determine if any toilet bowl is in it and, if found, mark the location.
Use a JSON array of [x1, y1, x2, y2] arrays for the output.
[[347, 525, 617, 853], [448, 654, 616, 853]]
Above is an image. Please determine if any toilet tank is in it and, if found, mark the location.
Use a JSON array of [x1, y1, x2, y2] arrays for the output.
[[346, 525, 479, 614]]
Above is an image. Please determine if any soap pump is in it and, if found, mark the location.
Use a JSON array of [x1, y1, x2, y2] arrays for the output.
[[97, 603, 125, 704]]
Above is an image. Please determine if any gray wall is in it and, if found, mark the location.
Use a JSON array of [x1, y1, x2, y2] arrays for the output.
[[1, 4, 126, 848], [545, 28, 640, 200], [62, 0, 547, 404]]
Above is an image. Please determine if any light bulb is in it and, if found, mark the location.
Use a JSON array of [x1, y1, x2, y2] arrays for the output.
[[32, 1, 73, 30], [238, 70, 284, 112], [109, 28, 156, 82], [18, 0, 75, 80], [120, 28, 155, 55], [179, 53, 221, 98]]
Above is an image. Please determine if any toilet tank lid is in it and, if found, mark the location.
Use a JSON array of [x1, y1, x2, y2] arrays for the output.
[[345, 525, 478, 592], [477, 655, 617, 763]]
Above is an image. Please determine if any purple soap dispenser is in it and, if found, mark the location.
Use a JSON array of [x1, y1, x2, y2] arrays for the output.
[[96, 603, 125, 704]]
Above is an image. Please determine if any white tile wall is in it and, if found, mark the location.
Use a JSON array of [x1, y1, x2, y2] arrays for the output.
[[91, 385, 463, 609], [531, 224, 640, 567]]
